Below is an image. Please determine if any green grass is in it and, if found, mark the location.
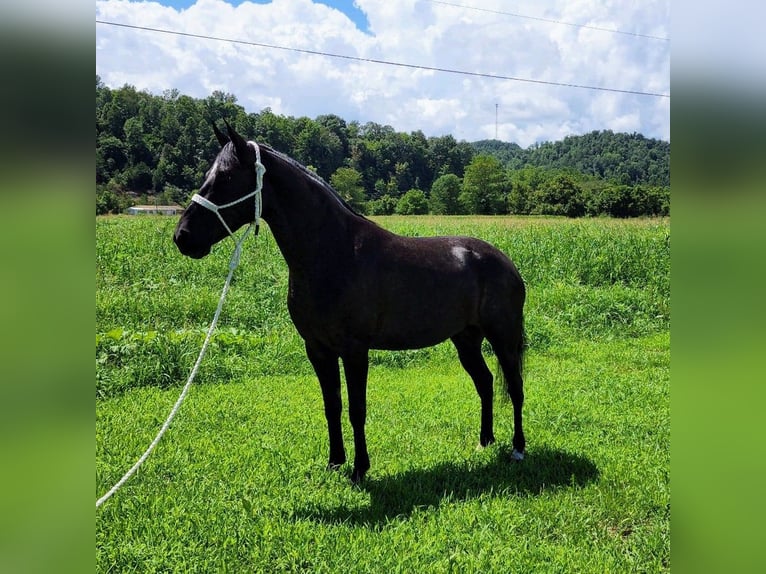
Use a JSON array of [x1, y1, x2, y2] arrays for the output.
[[96, 215, 669, 572]]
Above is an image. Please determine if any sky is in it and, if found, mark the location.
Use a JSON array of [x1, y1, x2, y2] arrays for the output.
[[95, 0, 670, 147]]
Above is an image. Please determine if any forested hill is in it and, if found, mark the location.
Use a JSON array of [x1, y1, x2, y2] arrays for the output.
[[97, 78, 669, 217], [472, 131, 669, 187]]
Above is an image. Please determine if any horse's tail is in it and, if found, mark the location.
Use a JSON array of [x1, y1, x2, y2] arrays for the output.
[[515, 314, 527, 386], [494, 310, 527, 402]]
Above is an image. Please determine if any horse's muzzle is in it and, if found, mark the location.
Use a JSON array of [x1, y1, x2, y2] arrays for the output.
[[173, 227, 211, 259]]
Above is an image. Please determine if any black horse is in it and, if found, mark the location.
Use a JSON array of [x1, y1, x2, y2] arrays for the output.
[[174, 122, 527, 483]]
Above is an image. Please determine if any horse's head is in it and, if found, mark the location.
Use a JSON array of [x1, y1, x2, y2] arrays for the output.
[[173, 121, 263, 259]]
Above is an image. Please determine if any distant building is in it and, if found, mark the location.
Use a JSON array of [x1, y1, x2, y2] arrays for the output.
[[126, 205, 183, 216]]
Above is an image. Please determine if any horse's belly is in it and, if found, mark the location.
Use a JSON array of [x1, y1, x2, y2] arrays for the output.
[[368, 299, 474, 350], [369, 331, 453, 351]]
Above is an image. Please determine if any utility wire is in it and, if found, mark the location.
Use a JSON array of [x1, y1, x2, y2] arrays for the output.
[[424, 0, 670, 42], [96, 20, 670, 98]]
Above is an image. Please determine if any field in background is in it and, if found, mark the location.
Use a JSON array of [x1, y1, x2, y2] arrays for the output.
[[97, 215, 669, 572]]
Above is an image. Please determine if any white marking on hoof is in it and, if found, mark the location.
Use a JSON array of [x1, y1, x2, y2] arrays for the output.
[[511, 449, 525, 461]]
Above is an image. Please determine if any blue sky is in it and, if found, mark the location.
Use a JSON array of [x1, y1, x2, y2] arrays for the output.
[[151, 0, 370, 31], [96, 0, 670, 145]]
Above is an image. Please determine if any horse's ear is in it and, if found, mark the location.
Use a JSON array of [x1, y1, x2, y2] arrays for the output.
[[224, 119, 254, 165], [212, 122, 229, 146]]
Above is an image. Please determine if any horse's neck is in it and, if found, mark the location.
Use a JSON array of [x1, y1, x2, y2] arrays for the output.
[[262, 153, 359, 272]]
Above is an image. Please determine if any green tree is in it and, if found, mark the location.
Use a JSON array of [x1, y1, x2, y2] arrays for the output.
[[429, 174, 462, 214], [330, 167, 367, 214], [122, 162, 153, 191], [395, 189, 429, 215], [349, 139, 385, 197], [96, 134, 128, 184], [508, 166, 548, 214], [645, 186, 670, 216], [95, 78, 669, 218], [316, 114, 350, 157], [459, 155, 506, 214], [123, 116, 151, 166], [96, 188, 121, 215], [161, 184, 188, 206], [532, 173, 585, 217], [428, 135, 474, 178], [96, 181, 134, 214], [201, 91, 243, 126], [253, 108, 296, 152], [367, 194, 398, 215], [295, 119, 344, 180], [591, 185, 626, 217], [472, 130, 669, 188]]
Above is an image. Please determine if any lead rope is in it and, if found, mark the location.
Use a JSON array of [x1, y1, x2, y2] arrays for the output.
[[97, 143, 265, 509]]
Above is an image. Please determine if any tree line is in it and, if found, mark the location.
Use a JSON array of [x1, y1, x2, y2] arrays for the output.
[[97, 76, 669, 217]]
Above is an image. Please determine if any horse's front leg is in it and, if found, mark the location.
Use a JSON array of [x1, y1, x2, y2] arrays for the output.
[[342, 349, 370, 484], [305, 342, 346, 469]]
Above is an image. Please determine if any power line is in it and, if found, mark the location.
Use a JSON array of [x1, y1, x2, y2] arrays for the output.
[[424, 0, 670, 42], [95, 20, 670, 98]]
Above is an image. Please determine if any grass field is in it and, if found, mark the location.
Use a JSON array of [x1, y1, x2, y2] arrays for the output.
[[96, 215, 669, 572]]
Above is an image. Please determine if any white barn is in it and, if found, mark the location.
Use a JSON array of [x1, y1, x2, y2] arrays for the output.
[[126, 205, 183, 216]]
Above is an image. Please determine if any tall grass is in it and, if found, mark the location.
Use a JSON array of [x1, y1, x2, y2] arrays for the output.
[[97, 215, 669, 397]]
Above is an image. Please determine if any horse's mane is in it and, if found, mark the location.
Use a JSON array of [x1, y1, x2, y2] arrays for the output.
[[258, 143, 369, 220]]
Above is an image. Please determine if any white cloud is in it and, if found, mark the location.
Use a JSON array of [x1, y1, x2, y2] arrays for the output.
[[96, 0, 670, 146]]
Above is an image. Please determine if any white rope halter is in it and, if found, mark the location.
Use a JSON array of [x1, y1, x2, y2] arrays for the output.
[[191, 141, 266, 247]]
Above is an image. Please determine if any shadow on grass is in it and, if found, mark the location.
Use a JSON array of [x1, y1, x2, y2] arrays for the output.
[[297, 445, 599, 527]]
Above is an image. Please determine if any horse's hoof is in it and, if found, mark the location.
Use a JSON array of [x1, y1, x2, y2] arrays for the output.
[[350, 468, 366, 485], [511, 449, 525, 461], [326, 462, 343, 472], [480, 436, 496, 448]]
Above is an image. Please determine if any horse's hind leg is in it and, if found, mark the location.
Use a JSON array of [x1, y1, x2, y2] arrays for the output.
[[496, 349, 525, 459], [486, 324, 526, 460], [452, 327, 495, 447]]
